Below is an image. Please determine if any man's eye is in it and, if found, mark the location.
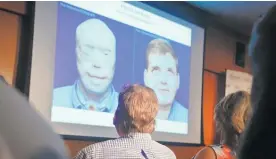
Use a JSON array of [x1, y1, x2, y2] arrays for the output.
[[151, 67, 159, 72], [103, 50, 111, 55], [168, 69, 175, 74]]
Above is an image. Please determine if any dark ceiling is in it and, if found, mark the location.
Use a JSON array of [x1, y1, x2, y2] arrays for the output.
[[187, 1, 276, 36]]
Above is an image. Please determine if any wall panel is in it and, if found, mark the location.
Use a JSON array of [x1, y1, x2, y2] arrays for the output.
[[0, 10, 20, 84]]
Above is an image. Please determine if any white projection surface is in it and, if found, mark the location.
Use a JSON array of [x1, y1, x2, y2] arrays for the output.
[[29, 1, 205, 144]]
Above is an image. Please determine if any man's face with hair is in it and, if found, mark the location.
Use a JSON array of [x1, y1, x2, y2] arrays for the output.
[[144, 52, 179, 107], [76, 21, 116, 95]]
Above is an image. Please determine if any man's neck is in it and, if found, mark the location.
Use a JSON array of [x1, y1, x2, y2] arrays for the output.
[[157, 104, 172, 120], [159, 103, 172, 111], [79, 81, 111, 103]]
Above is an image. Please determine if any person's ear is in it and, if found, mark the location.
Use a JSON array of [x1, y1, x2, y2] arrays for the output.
[[236, 126, 244, 134], [144, 69, 149, 86], [113, 108, 120, 126], [176, 73, 180, 90], [113, 115, 116, 126], [113, 110, 117, 126]]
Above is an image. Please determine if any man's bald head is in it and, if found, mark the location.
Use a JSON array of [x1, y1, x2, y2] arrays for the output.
[[76, 18, 116, 46]]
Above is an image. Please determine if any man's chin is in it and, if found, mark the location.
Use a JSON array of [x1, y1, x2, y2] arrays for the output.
[[158, 100, 173, 107], [86, 86, 109, 95]]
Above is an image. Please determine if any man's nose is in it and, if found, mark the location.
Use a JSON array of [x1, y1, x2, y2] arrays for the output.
[[92, 63, 101, 69], [159, 72, 169, 84], [160, 80, 168, 85], [160, 76, 168, 85]]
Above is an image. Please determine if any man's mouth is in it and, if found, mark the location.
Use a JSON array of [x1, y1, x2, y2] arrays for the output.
[[159, 88, 169, 92], [88, 74, 107, 80]]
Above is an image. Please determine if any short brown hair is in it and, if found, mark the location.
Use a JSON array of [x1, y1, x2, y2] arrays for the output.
[[215, 91, 251, 134], [146, 39, 178, 71], [114, 84, 158, 134]]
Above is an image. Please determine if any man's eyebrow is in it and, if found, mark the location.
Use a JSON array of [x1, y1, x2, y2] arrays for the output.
[[168, 68, 175, 72], [84, 44, 95, 49], [150, 66, 160, 70]]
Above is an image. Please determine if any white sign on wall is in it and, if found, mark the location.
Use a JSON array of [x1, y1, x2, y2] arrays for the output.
[[225, 69, 252, 96]]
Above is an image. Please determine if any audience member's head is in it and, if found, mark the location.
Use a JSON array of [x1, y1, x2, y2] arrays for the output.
[[215, 91, 251, 150], [113, 84, 158, 136], [248, 6, 276, 109], [193, 91, 251, 159], [0, 80, 68, 159], [238, 5, 276, 159]]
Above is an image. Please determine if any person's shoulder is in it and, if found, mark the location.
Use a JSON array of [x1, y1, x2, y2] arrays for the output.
[[74, 143, 103, 159], [53, 85, 74, 107], [112, 89, 119, 102], [193, 146, 216, 159], [73, 146, 93, 159], [74, 139, 121, 159], [172, 101, 188, 122], [111, 88, 119, 103], [96, 138, 123, 148], [53, 85, 73, 95], [80, 139, 118, 152], [173, 101, 188, 112], [152, 141, 176, 159], [108, 87, 119, 112], [113, 90, 119, 96]]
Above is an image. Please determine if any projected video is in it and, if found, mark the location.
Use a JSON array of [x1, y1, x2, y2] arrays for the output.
[[51, 2, 192, 134]]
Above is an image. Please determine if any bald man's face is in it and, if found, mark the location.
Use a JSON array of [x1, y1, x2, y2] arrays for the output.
[[76, 23, 116, 94]]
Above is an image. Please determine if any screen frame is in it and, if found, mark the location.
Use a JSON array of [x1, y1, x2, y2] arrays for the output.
[[27, 1, 206, 146]]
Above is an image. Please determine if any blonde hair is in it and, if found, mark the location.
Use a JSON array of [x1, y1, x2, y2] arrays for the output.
[[114, 84, 158, 134], [215, 91, 251, 149]]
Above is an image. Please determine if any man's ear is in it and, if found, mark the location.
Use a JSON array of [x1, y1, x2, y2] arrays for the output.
[[144, 69, 149, 86], [113, 110, 117, 126], [113, 115, 116, 126], [176, 73, 180, 90]]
